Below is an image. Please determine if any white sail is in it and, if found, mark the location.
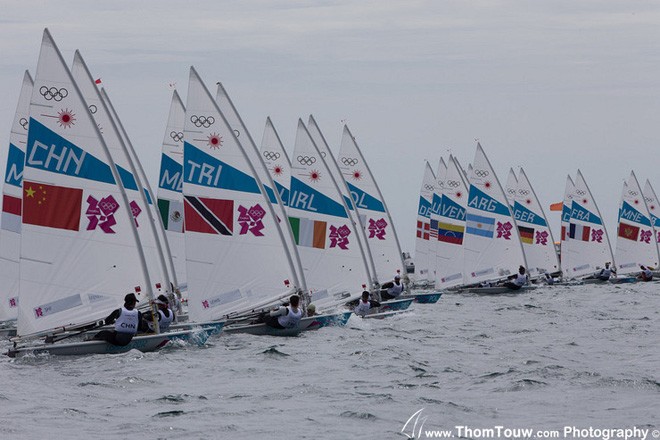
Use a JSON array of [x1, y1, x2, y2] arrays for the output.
[[307, 116, 376, 287], [101, 88, 179, 297], [504, 168, 518, 206], [289, 119, 370, 309], [183, 67, 296, 322], [337, 125, 405, 283], [18, 29, 152, 336], [463, 143, 527, 285], [564, 170, 614, 279], [71, 52, 169, 295], [156, 90, 187, 288], [513, 168, 560, 277], [642, 179, 660, 257], [215, 83, 305, 292], [434, 155, 468, 288], [614, 172, 659, 274], [428, 158, 447, 285], [259, 117, 292, 206], [0, 71, 33, 322], [413, 161, 436, 284], [559, 175, 575, 276]]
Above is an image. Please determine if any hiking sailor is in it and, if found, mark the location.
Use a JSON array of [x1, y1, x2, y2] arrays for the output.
[[354, 291, 381, 317], [638, 265, 653, 282], [503, 266, 528, 291], [143, 294, 176, 332], [264, 295, 303, 329], [380, 273, 405, 300], [92, 293, 144, 346]]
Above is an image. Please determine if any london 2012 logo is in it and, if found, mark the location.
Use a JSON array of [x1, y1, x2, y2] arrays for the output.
[[401, 408, 427, 439]]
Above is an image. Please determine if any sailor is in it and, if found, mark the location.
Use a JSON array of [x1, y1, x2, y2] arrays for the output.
[[306, 303, 317, 317], [544, 273, 555, 285], [354, 291, 381, 317], [264, 295, 303, 329], [503, 266, 528, 291], [380, 274, 405, 300], [638, 265, 653, 282], [92, 293, 144, 346], [594, 262, 615, 281], [143, 294, 176, 332]]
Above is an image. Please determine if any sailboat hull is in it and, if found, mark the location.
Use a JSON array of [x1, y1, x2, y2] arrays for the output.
[[464, 285, 537, 294], [379, 297, 414, 311], [6, 330, 201, 358], [400, 291, 442, 304], [223, 318, 315, 336]]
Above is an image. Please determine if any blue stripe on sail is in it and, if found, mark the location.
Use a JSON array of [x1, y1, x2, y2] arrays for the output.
[[143, 188, 153, 205], [26, 118, 115, 184], [343, 194, 354, 211], [117, 165, 138, 191], [4, 143, 24, 188], [513, 202, 547, 227], [275, 181, 289, 207], [619, 201, 652, 227], [417, 196, 432, 218], [184, 142, 260, 194], [290, 177, 349, 218], [439, 196, 466, 221], [347, 182, 385, 212], [467, 186, 510, 217], [430, 193, 442, 216], [159, 153, 183, 193], [570, 201, 602, 225]]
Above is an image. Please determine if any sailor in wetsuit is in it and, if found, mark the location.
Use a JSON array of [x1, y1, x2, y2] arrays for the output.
[[638, 265, 653, 282], [92, 293, 144, 346], [263, 295, 303, 329]]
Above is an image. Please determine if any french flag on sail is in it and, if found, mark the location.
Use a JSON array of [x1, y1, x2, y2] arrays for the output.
[[568, 223, 590, 241]]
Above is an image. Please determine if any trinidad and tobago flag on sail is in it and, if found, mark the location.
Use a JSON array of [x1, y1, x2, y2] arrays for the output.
[[184, 195, 233, 235]]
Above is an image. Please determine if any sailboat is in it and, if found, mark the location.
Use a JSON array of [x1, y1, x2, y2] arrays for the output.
[[156, 90, 188, 293], [412, 161, 437, 287], [614, 171, 658, 277], [564, 170, 615, 281], [434, 155, 468, 290], [559, 175, 575, 279], [0, 71, 33, 338], [8, 30, 197, 357], [427, 158, 446, 290], [462, 143, 530, 294], [642, 179, 660, 277], [513, 168, 560, 279]]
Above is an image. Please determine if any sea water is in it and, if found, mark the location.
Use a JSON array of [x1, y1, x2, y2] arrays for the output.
[[0, 282, 657, 439]]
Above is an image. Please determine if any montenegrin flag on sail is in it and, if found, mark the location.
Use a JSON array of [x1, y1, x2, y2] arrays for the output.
[[22, 181, 83, 231]]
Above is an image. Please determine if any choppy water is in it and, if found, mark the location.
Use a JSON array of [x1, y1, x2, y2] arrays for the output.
[[1, 282, 658, 439]]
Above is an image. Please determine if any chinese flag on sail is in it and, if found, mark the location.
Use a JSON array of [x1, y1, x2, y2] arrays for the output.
[[23, 181, 83, 231]]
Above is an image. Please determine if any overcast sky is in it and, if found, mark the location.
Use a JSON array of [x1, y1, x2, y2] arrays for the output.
[[1, 1, 659, 254]]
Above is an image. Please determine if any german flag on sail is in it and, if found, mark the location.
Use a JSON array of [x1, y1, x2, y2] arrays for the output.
[[518, 225, 534, 244], [618, 222, 640, 241], [289, 216, 326, 249], [437, 221, 464, 245]]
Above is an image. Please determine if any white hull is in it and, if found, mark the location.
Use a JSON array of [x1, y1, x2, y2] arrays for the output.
[[464, 285, 537, 294], [6, 329, 199, 357]]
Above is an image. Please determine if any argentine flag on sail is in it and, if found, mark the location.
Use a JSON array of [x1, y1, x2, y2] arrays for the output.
[[466, 213, 495, 238]]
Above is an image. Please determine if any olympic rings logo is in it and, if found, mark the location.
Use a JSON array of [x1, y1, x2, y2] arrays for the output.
[[424, 184, 435, 191], [341, 157, 359, 166], [39, 86, 68, 101], [447, 180, 460, 188], [474, 169, 489, 178], [297, 155, 316, 165], [263, 151, 281, 161], [190, 115, 215, 128], [628, 190, 638, 196], [19, 118, 28, 130], [170, 131, 184, 143], [645, 197, 654, 203], [88, 105, 97, 114], [575, 189, 586, 195], [507, 188, 516, 195], [100, 200, 118, 211], [518, 189, 530, 196]]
